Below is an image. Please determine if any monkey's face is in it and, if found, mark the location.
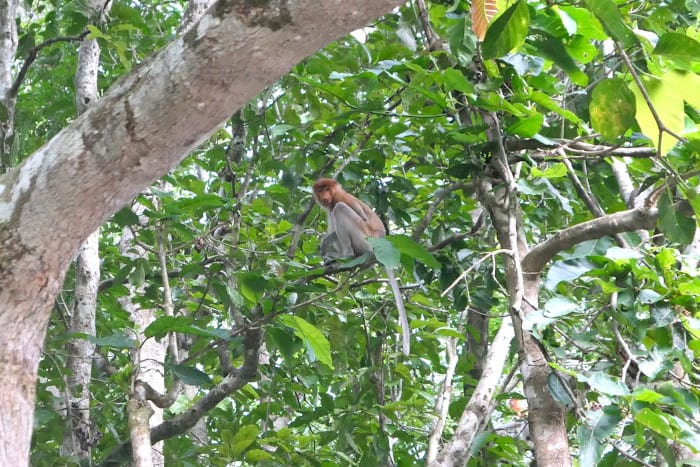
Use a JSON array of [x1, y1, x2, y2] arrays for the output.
[[314, 187, 333, 207]]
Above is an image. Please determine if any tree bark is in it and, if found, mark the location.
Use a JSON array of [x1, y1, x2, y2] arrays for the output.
[[61, 0, 107, 457], [0, 1, 404, 464]]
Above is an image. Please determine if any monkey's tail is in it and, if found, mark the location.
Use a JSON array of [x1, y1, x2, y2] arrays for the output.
[[385, 267, 410, 356]]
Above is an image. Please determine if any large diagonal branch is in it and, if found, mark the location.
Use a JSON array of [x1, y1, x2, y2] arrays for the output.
[[522, 207, 658, 274]]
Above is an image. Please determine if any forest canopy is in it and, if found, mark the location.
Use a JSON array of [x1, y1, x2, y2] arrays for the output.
[[0, 0, 699, 465]]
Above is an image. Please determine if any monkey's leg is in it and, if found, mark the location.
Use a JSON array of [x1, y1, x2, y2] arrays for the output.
[[320, 232, 342, 263], [331, 202, 373, 257]]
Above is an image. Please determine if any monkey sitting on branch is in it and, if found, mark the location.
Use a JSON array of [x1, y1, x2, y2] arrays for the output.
[[312, 178, 410, 356]]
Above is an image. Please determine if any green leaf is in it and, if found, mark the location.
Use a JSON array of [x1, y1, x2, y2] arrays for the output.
[[635, 408, 675, 439], [238, 272, 270, 304], [245, 449, 274, 462], [590, 78, 636, 141], [587, 372, 630, 396], [506, 114, 543, 138], [543, 296, 579, 318], [653, 33, 700, 69], [112, 207, 140, 226], [442, 68, 475, 94], [629, 72, 685, 156], [388, 234, 441, 268], [578, 425, 604, 466], [528, 35, 588, 86], [368, 237, 401, 269], [633, 388, 665, 403], [657, 192, 696, 245], [482, 0, 530, 60], [531, 162, 567, 179], [277, 315, 334, 370], [230, 424, 259, 457], [88, 333, 136, 349], [583, 0, 636, 47], [167, 363, 212, 387], [593, 405, 623, 439]]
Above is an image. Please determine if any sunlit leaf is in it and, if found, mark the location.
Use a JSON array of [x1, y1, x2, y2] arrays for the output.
[[369, 236, 401, 269], [590, 78, 636, 141], [587, 372, 630, 396], [583, 0, 636, 47], [471, 0, 499, 40], [388, 234, 441, 268], [653, 33, 700, 69], [635, 408, 675, 439], [482, 0, 530, 59], [277, 315, 334, 370], [657, 192, 696, 245]]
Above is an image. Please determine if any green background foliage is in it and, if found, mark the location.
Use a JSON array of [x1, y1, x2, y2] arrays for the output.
[[15, 0, 700, 464]]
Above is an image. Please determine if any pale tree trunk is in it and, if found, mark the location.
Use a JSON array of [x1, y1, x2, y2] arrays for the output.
[[0, 1, 405, 463], [118, 221, 167, 466], [0, 0, 18, 170], [60, 1, 109, 459]]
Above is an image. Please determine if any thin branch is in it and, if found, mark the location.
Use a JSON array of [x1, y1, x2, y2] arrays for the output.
[[616, 43, 687, 149], [412, 182, 471, 242], [99, 328, 261, 466], [10, 32, 91, 98], [561, 153, 629, 248]]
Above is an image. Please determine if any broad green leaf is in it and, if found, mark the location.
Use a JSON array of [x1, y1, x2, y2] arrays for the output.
[[167, 363, 212, 387], [506, 114, 543, 137], [544, 258, 596, 290], [88, 333, 136, 349], [543, 296, 579, 318], [679, 278, 700, 295], [482, 0, 530, 60], [578, 426, 604, 466], [245, 449, 274, 462], [633, 388, 665, 403], [230, 424, 259, 457], [369, 236, 401, 269], [531, 162, 567, 179], [657, 191, 696, 245], [629, 73, 685, 156], [143, 316, 230, 340], [547, 373, 573, 407], [587, 372, 630, 396], [583, 0, 636, 47], [593, 405, 623, 440], [238, 272, 270, 304], [637, 289, 662, 304], [277, 315, 334, 370], [590, 78, 636, 141], [388, 234, 441, 268], [441, 68, 475, 94], [635, 408, 675, 439], [653, 33, 700, 69], [112, 207, 140, 226], [529, 35, 588, 86], [530, 91, 581, 123], [560, 6, 607, 40]]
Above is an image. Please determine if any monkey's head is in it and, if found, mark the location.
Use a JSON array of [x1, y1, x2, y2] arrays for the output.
[[312, 178, 338, 208]]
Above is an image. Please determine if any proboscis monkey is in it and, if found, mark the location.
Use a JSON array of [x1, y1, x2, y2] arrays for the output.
[[312, 178, 410, 355]]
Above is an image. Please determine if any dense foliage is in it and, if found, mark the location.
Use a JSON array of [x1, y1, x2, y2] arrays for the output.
[[14, 0, 700, 464]]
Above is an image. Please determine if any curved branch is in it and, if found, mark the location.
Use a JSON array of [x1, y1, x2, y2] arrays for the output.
[[10, 32, 90, 98], [522, 207, 658, 274], [99, 327, 261, 466]]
